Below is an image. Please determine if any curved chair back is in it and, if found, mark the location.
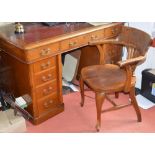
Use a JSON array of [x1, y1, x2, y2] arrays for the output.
[[117, 26, 151, 57]]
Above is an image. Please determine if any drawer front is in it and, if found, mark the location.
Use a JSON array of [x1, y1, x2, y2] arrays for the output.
[[33, 56, 56, 73], [60, 36, 87, 52], [88, 30, 104, 42], [104, 25, 122, 38], [26, 43, 59, 61], [38, 93, 59, 115], [34, 68, 57, 86], [36, 80, 57, 99]]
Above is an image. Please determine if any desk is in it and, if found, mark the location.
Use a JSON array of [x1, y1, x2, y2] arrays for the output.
[[0, 22, 123, 124]]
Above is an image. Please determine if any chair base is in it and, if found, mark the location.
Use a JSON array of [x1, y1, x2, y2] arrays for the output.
[[80, 77, 142, 132]]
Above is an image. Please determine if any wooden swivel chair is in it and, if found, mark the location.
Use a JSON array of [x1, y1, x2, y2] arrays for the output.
[[79, 26, 152, 131]]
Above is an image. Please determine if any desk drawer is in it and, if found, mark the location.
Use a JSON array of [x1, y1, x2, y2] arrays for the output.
[[36, 80, 57, 99], [38, 93, 59, 115], [34, 68, 57, 86], [60, 36, 87, 52], [88, 30, 104, 41], [33, 56, 56, 73], [26, 43, 59, 61], [104, 25, 122, 38]]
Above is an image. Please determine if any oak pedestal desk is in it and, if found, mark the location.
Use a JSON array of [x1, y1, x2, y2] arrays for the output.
[[0, 23, 123, 124]]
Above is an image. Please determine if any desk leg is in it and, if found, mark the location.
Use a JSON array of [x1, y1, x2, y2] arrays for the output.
[[57, 54, 63, 103]]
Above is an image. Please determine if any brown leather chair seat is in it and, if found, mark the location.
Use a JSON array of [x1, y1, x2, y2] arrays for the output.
[[81, 64, 126, 92]]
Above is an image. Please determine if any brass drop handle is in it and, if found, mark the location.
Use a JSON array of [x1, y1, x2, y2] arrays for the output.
[[41, 61, 51, 70], [91, 35, 98, 40], [43, 86, 53, 95], [40, 48, 51, 56], [69, 41, 77, 47], [42, 74, 52, 82], [44, 100, 53, 108]]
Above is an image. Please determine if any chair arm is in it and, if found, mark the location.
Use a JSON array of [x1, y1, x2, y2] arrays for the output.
[[117, 56, 146, 68], [89, 39, 137, 49]]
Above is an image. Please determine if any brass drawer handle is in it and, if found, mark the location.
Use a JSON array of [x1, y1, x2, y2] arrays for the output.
[[42, 74, 52, 82], [41, 61, 51, 70], [69, 42, 77, 47], [91, 35, 98, 40], [40, 48, 51, 56], [43, 86, 53, 95], [43, 100, 53, 108]]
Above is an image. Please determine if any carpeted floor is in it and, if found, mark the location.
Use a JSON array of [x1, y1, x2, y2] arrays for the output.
[[26, 91, 155, 133]]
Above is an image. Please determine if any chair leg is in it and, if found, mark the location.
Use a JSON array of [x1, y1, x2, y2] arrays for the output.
[[129, 86, 142, 122], [95, 92, 105, 132], [79, 76, 85, 107], [115, 92, 119, 98]]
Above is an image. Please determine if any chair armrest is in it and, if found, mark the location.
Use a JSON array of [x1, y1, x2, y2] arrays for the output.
[[117, 56, 146, 68], [89, 39, 137, 49]]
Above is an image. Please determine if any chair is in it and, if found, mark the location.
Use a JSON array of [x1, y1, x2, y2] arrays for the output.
[[79, 26, 152, 131]]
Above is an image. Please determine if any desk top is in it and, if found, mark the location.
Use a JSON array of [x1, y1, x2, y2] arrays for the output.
[[0, 22, 119, 50]]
